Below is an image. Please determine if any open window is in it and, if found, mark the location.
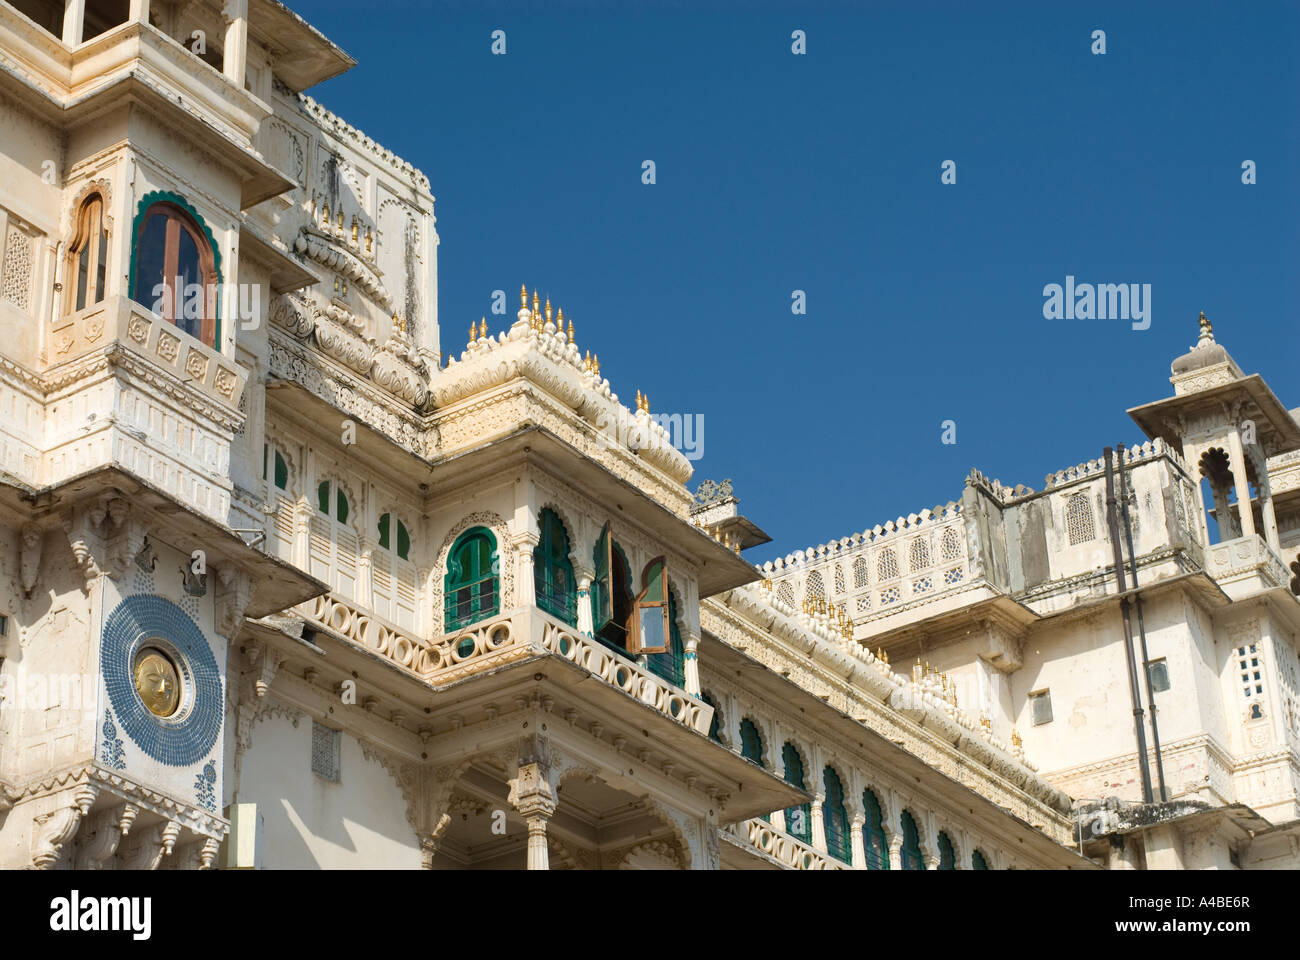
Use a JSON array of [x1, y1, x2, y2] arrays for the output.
[[627, 556, 670, 655], [592, 521, 613, 634]]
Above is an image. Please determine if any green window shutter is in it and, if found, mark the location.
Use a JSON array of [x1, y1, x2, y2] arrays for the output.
[[377, 512, 391, 551], [700, 692, 723, 744], [336, 490, 349, 525], [900, 810, 924, 870], [274, 452, 287, 490], [972, 849, 989, 870], [444, 528, 500, 632], [262, 443, 267, 480], [937, 832, 956, 870], [739, 718, 765, 767], [862, 789, 889, 869], [781, 743, 812, 844], [591, 522, 613, 634], [397, 521, 411, 561], [534, 509, 577, 626], [317, 481, 330, 515], [630, 556, 669, 655], [822, 766, 851, 863]]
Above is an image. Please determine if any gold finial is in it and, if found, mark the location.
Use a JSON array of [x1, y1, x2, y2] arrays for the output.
[[392, 313, 405, 335], [636, 389, 643, 411], [881, 648, 888, 664], [584, 350, 592, 372], [351, 215, 358, 244], [337, 211, 344, 229], [521, 284, 528, 309], [479, 318, 487, 338], [593, 354, 600, 377], [644, 394, 650, 414], [532, 290, 540, 314], [321, 201, 330, 225], [365, 227, 373, 254], [468, 323, 475, 342], [545, 297, 552, 325], [556, 307, 564, 331], [1198, 309, 1214, 343], [567, 318, 575, 344], [1011, 730, 1022, 748]]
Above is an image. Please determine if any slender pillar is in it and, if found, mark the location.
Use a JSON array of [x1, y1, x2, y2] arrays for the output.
[[221, 0, 249, 86], [574, 566, 594, 635], [508, 737, 556, 871], [849, 813, 866, 869], [888, 832, 904, 871], [1226, 428, 1257, 540], [513, 533, 539, 608], [129, 0, 150, 23], [524, 815, 550, 870], [810, 794, 826, 853], [62, 0, 85, 46], [683, 633, 700, 695]]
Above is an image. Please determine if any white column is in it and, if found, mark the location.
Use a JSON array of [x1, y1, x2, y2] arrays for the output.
[[513, 534, 538, 608], [887, 831, 903, 871], [129, 0, 150, 23], [1226, 428, 1258, 540], [221, 0, 249, 87], [849, 813, 866, 869], [524, 816, 549, 870], [683, 633, 700, 695], [810, 794, 826, 852], [62, 0, 86, 46], [574, 567, 594, 635]]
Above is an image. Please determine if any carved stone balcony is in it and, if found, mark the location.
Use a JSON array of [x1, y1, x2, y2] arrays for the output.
[[732, 818, 850, 870], [298, 595, 714, 735], [1, 296, 247, 522], [1205, 534, 1293, 600]]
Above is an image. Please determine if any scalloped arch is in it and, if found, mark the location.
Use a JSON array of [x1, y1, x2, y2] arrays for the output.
[[127, 190, 224, 346]]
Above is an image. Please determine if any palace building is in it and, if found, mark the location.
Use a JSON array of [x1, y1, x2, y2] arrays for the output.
[[0, 0, 1296, 870]]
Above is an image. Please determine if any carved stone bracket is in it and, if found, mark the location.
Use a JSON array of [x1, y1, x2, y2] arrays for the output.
[[74, 801, 139, 869], [31, 784, 97, 869], [20, 522, 42, 596], [215, 564, 255, 640]]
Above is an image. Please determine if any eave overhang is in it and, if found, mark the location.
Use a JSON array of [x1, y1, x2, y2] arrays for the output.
[[1128, 373, 1300, 459]]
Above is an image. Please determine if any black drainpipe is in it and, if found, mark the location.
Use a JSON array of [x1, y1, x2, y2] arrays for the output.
[[1104, 447, 1155, 803], [1116, 443, 1169, 801]]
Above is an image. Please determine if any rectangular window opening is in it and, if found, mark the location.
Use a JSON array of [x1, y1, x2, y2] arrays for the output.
[[1030, 689, 1053, 726]]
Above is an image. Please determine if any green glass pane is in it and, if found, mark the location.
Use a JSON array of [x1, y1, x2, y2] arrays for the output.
[[643, 558, 664, 603], [274, 452, 287, 490], [336, 490, 348, 525], [639, 605, 666, 651], [317, 481, 329, 515], [377, 513, 391, 550], [397, 521, 411, 560]]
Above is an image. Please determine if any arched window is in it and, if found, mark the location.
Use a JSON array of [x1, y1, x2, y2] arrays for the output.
[[853, 557, 868, 589], [534, 508, 576, 626], [1066, 492, 1096, 545], [739, 718, 764, 767], [862, 788, 889, 869], [877, 548, 898, 581], [937, 831, 956, 870], [130, 198, 219, 347], [263, 445, 294, 564], [444, 527, 499, 631], [67, 192, 109, 313], [971, 849, 990, 870], [909, 537, 931, 572], [899, 810, 924, 870], [822, 766, 851, 863], [311, 479, 358, 599], [374, 512, 416, 629], [700, 691, 723, 744], [781, 743, 812, 844], [645, 587, 685, 687]]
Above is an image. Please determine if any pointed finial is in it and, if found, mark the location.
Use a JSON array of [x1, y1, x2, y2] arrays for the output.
[[521, 284, 528, 309], [584, 350, 592, 372], [1198, 310, 1214, 345], [479, 318, 487, 338], [545, 297, 553, 324], [468, 323, 475, 342], [567, 318, 575, 344], [1011, 730, 1022, 748], [593, 354, 600, 377], [636, 389, 643, 410], [532, 290, 540, 314]]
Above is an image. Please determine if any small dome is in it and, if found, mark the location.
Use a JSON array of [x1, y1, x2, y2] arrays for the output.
[[1171, 311, 1235, 377]]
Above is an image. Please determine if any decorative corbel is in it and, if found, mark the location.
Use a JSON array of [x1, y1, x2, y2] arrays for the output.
[[59, 510, 103, 590], [243, 641, 283, 698], [102, 497, 148, 580], [117, 821, 168, 870], [19, 522, 42, 596], [74, 802, 139, 869], [214, 564, 254, 640], [31, 784, 97, 869]]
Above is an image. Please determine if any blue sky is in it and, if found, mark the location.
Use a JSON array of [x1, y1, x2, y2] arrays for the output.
[[294, 0, 1299, 559]]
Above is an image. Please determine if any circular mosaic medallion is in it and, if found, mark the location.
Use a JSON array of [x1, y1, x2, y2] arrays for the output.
[[101, 595, 222, 766]]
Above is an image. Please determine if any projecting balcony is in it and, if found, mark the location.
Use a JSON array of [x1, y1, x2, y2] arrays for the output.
[[0, 5, 290, 206], [297, 595, 714, 735], [728, 818, 851, 871], [36, 296, 246, 522], [1204, 534, 1295, 602]]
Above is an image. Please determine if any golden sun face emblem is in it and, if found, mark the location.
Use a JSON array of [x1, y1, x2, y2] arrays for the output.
[[133, 647, 181, 718]]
